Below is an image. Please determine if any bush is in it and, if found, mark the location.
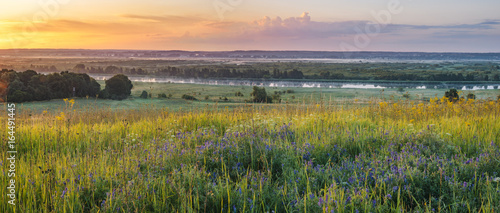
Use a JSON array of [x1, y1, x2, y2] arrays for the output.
[[285, 89, 294, 94], [140, 91, 148, 99], [235, 91, 244, 97], [102, 74, 133, 100], [272, 94, 281, 103], [158, 93, 167, 98], [250, 86, 272, 103], [402, 93, 410, 99], [182, 94, 197, 100], [466, 93, 476, 100], [444, 89, 459, 102], [204, 95, 209, 100]]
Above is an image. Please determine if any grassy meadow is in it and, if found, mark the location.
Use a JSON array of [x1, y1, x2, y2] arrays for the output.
[[1, 86, 500, 212], [13, 81, 500, 113]]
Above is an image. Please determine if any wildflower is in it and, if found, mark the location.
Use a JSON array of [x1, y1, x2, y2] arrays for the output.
[[61, 187, 67, 198], [493, 177, 500, 182], [56, 112, 66, 121], [386, 194, 392, 199]]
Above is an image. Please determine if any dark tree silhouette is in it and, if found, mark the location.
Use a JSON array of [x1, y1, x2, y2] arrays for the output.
[[100, 74, 133, 100]]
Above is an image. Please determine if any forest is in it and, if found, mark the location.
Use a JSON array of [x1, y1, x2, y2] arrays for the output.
[[0, 69, 132, 102]]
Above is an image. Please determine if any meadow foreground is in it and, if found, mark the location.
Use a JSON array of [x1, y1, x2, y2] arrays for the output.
[[1, 98, 500, 212]]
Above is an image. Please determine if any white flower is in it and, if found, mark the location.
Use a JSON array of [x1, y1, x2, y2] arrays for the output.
[[493, 177, 500, 182]]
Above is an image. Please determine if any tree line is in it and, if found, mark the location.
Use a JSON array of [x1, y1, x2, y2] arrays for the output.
[[0, 69, 133, 102], [71, 64, 306, 79], [71, 63, 499, 82]]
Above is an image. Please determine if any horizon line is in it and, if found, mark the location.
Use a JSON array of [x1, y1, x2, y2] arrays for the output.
[[1, 48, 500, 54]]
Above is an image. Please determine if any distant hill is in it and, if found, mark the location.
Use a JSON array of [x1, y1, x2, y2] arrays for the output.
[[1, 49, 500, 61]]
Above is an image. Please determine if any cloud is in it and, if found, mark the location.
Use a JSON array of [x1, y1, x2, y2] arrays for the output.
[[399, 20, 500, 30], [120, 14, 205, 25], [3, 12, 499, 51]]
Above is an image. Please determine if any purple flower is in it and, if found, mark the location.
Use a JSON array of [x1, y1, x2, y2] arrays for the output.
[[318, 197, 324, 206], [61, 187, 67, 198]]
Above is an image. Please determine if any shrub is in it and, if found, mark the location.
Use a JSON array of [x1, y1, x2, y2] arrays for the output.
[[466, 93, 476, 100], [444, 89, 459, 102], [235, 91, 244, 97], [272, 94, 281, 103], [140, 91, 148, 99], [182, 94, 197, 100], [250, 86, 272, 103], [402, 93, 410, 99], [158, 93, 167, 98], [204, 95, 209, 100]]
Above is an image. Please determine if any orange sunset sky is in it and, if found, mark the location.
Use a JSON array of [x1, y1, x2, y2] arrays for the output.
[[1, 0, 500, 52]]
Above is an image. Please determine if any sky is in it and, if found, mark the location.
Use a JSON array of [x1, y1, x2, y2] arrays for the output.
[[1, 0, 499, 52]]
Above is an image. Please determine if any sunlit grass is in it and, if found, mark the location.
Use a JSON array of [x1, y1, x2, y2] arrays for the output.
[[1, 97, 499, 212]]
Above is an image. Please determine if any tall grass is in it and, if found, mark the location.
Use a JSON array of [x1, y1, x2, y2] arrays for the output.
[[1, 97, 499, 212]]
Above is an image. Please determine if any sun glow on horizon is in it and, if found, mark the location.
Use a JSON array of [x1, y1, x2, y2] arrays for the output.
[[0, 0, 499, 52]]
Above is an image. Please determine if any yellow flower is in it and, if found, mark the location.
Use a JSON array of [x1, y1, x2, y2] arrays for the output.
[[410, 119, 415, 123], [63, 98, 69, 102], [69, 99, 75, 107], [56, 112, 66, 121], [379, 102, 388, 108]]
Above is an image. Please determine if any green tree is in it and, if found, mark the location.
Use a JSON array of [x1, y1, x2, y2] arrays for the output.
[[250, 86, 272, 103], [444, 89, 459, 102], [73, 64, 86, 73], [101, 74, 133, 100], [7, 79, 31, 102]]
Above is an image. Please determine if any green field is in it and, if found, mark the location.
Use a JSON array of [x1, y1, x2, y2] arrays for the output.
[[15, 81, 500, 113], [1, 90, 500, 212]]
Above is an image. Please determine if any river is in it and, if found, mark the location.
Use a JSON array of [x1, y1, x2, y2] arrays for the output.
[[90, 74, 500, 90]]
